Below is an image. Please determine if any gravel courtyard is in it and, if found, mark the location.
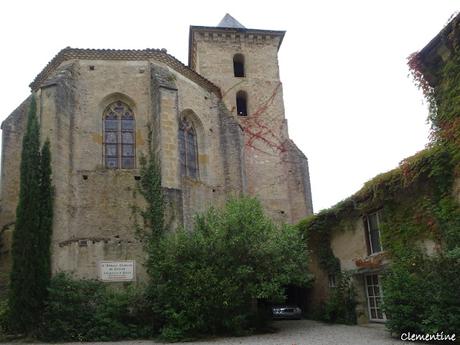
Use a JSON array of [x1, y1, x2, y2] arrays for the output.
[[7, 320, 404, 345]]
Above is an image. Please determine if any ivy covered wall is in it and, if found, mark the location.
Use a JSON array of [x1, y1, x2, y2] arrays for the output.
[[299, 13, 460, 328]]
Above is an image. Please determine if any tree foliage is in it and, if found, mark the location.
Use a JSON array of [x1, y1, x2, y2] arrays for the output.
[[36, 140, 53, 313], [317, 272, 357, 325], [7, 95, 54, 334], [8, 95, 42, 332], [37, 274, 153, 342], [380, 30, 460, 335], [383, 253, 460, 335], [147, 197, 312, 341]]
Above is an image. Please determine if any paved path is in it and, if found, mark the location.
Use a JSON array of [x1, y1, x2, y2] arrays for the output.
[[4, 320, 404, 345], [163, 320, 403, 345]]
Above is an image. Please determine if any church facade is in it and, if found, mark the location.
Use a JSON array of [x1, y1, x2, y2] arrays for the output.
[[0, 15, 313, 286]]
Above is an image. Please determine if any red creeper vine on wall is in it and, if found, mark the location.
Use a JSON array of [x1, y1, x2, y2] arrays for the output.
[[240, 82, 288, 154], [223, 81, 288, 156]]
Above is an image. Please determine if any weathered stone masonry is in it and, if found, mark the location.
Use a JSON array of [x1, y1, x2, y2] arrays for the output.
[[0, 15, 313, 288]]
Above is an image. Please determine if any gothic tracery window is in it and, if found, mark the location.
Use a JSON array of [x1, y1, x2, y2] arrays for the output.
[[103, 101, 135, 169], [179, 117, 198, 179]]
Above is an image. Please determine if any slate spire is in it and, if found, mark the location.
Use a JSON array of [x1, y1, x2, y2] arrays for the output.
[[217, 13, 246, 29]]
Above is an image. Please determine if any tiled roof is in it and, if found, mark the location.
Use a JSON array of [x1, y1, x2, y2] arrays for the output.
[[29, 47, 221, 96], [416, 12, 460, 87], [418, 12, 460, 60]]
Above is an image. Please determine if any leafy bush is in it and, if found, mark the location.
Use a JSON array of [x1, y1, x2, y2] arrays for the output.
[[38, 273, 154, 341], [317, 272, 357, 324], [147, 197, 312, 341], [383, 253, 460, 335], [0, 298, 8, 340]]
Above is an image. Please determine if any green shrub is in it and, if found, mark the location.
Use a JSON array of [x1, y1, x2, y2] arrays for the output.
[[318, 272, 357, 325], [38, 273, 154, 341], [0, 298, 8, 340], [147, 197, 312, 341], [383, 253, 460, 335]]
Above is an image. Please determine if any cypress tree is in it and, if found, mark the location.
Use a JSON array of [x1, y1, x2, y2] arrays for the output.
[[37, 139, 53, 305], [8, 95, 53, 334]]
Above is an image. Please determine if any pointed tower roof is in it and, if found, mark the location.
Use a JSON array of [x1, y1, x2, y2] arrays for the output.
[[217, 13, 246, 29]]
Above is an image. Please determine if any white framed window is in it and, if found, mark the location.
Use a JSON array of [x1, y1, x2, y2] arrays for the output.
[[328, 274, 336, 288], [365, 212, 383, 255], [365, 274, 386, 322]]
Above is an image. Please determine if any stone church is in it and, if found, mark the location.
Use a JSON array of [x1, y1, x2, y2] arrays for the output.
[[0, 14, 313, 285]]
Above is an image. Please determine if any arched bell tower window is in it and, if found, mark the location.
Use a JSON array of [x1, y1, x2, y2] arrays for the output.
[[103, 101, 135, 169], [233, 54, 245, 77], [236, 90, 248, 116], [179, 117, 198, 179]]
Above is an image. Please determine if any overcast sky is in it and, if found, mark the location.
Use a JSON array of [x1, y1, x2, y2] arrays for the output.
[[1, 0, 459, 212]]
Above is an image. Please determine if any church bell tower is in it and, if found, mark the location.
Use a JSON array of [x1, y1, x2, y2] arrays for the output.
[[189, 13, 285, 120], [188, 14, 313, 222]]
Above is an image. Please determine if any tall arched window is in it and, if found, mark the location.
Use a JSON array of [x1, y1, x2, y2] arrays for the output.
[[179, 117, 198, 179], [236, 90, 248, 116], [103, 101, 135, 169], [233, 54, 245, 77]]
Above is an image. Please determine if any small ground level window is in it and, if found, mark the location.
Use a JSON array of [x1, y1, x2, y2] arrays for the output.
[[328, 274, 336, 288]]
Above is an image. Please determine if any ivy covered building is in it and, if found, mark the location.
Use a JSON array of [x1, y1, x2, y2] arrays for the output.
[[303, 14, 460, 325]]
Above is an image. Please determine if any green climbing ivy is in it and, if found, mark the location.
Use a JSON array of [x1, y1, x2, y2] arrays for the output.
[[299, 18, 460, 332], [132, 125, 165, 245], [297, 143, 459, 271]]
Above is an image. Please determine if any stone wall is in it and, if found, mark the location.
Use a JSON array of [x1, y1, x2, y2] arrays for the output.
[[0, 96, 30, 296], [158, 62, 245, 228], [305, 217, 388, 324], [190, 28, 313, 223], [283, 140, 314, 221], [0, 97, 31, 229], [0, 28, 304, 286], [0, 55, 247, 282], [306, 206, 446, 324]]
